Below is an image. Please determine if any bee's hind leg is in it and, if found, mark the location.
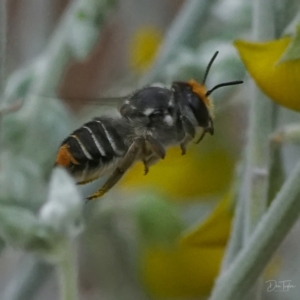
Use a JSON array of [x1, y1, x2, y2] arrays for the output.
[[146, 135, 166, 159], [142, 154, 160, 175], [142, 136, 166, 175], [86, 138, 143, 201]]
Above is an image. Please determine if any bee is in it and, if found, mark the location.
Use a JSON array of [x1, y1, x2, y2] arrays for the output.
[[55, 51, 243, 200]]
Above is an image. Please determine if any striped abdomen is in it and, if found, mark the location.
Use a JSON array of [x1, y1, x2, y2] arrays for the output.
[[55, 117, 129, 183]]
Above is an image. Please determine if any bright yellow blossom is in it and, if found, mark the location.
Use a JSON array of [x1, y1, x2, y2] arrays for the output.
[[120, 145, 233, 201], [235, 37, 300, 111], [139, 195, 233, 298], [129, 25, 162, 73], [181, 193, 233, 247]]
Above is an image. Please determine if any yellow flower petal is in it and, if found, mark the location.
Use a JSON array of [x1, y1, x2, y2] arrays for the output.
[[140, 245, 224, 298], [120, 145, 233, 200], [139, 194, 233, 298], [129, 26, 162, 73], [181, 193, 233, 247], [235, 37, 300, 112]]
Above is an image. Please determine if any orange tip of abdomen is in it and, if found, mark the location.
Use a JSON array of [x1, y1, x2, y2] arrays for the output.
[[56, 144, 79, 167]]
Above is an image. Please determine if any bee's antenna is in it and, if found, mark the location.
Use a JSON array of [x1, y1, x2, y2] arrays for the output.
[[206, 80, 243, 97], [202, 51, 219, 85]]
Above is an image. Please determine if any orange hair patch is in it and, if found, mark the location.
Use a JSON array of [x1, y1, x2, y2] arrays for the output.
[[188, 79, 211, 108], [56, 144, 79, 167]]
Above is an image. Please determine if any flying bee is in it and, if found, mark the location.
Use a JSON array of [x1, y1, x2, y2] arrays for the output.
[[55, 51, 243, 200]]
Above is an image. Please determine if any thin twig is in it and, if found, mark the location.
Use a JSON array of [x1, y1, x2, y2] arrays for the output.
[[0, 0, 6, 95], [142, 0, 214, 84], [209, 158, 300, 300], [243, 0, 277, 238], [2, 259, 53, 300], [1, 1, 117, 300], [57, 241, 79, 300], [0, 0, 7, 148]]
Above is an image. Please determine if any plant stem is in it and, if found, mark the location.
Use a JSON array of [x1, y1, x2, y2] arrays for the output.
[[142, 0, 214, 83], [209, 158, 300, 300], [0, 0, 5, 95], [1, 1, 117, 299], [57, 241, 79, 300], [220, 190, 244, 272], [2, 259, 53, 300], [30, 0, 116, 96], [220, 0, 278, 273], [0, 238, 4, 253], [0, 0, 6, 148], [243, 0, 277, 238], [220, 161, 245, 272]]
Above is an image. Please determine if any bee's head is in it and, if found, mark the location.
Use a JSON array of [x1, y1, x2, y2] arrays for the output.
[[172, 80, 213, 132], [173, 51, 243, 137]]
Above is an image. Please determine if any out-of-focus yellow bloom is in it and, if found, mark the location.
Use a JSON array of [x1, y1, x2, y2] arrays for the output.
[[181, 193, 232, 247], [120, 145, 233, 201], [235, 37, 300, 112], [139, 195, 233, 298], [129, 25, 162, 73], [141, 246, 224, 298]]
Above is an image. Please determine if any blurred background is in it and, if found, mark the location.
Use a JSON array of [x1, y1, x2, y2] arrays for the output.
[[0, 0, 300, 299]]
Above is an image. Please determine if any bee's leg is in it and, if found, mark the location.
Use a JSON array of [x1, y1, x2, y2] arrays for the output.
[[77, 177, 99, 185], [141, 136, 166, 175], [146, 135, 166, 159], [142, 159, 149, 175], [143, 155, 160, 175], [87, 138, 143, 201], [180, 136, 193, 155], [180, 116, 196, 155], [195, 117, 214, 144], [182, 116, 196, 139]]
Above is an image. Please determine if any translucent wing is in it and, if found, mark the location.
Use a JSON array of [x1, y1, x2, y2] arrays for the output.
[[31, 94, 129, 107]]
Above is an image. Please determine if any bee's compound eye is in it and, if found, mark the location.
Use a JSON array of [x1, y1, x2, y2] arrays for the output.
[[188, 95, 210, 127]]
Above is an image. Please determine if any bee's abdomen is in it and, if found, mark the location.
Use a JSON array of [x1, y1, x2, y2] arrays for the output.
[[56, 118, 128, 181]]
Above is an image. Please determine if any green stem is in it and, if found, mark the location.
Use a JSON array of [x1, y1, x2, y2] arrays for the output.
[[0, 0, 6, 148], [243, 0, 277, 238], [57, 241, 79, 300], [2, 259, 53, 300], [220, 161, 245, 272], [5, 0, 116, 101], [142, 0, 214, 83], [219, 0, 286, 291], [0, 0, 5, 95], [242, 92, 277, 238], [209, 159, 300, 300], [0, 238, 4, 253], [220, 190, 244, 272], [30, 0, 116, 96]]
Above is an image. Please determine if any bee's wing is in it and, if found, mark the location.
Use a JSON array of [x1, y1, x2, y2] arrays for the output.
[[32, 95, 129, 107], [64, 95, 129, 106]]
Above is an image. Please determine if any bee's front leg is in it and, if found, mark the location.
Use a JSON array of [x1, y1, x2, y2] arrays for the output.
[[180, 136, 193, 155], [86, 138, 144, 201], [180, 116, 196, 155]]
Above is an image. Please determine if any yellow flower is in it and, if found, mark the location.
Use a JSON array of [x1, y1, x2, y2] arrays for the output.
[[129, 26, 162, 73], [120, 144, 234, 201], [234, 37, 300, 111], [181, 193, 233, 247], [139, 195, 233, 298]]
